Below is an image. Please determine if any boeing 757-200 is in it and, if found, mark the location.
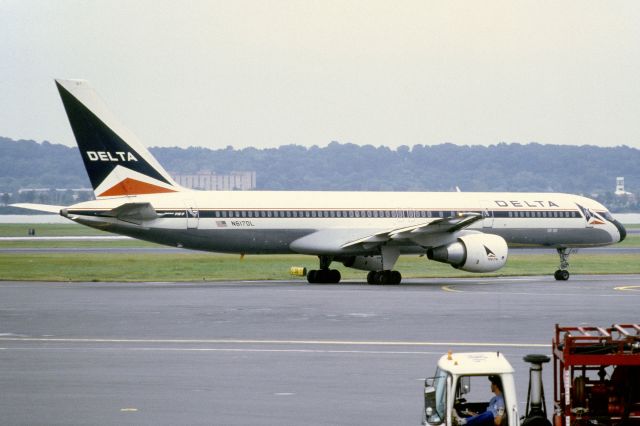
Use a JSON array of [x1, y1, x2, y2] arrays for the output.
[[13, 79, 627, 284]]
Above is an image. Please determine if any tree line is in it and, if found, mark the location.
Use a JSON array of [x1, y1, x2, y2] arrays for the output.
[[1, 136, 639, 211]]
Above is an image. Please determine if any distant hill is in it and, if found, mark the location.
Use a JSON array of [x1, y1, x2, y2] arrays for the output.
[[1, 136, 639, 210], [152, 142, 640, 194]]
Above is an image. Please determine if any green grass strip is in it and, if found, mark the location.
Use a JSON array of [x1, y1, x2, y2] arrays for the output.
[[2, 252, 639, 282], [0, 223, 111, 237]]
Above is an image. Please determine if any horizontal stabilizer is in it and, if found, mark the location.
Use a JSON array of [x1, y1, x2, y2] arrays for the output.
[[62, 202, 158, 225], [101, 202, 158, 225], [10, 203, 64, 214]]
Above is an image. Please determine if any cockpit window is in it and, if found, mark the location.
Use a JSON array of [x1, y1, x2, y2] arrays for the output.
[[598, 211, 614, 221]]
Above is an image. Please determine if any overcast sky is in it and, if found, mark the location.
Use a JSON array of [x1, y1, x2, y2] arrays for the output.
[[2, 0, 640, 149]]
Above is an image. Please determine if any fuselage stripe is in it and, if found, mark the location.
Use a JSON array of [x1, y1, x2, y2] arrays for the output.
[[66, 208, 583, 220]]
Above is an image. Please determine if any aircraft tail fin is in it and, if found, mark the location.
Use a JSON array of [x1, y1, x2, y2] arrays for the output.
[[55, 79, 181, 198]]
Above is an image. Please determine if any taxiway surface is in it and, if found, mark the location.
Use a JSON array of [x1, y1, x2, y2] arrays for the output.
[[2, 246, 639, 254], [1, 275, 639, 425]]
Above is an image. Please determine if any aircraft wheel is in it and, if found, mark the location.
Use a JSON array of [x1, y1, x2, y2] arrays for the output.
[[381, 270, 401, 285], [367, 270, 402, 285], [554, 269, 570, 281], [307, 269, 341, 284]]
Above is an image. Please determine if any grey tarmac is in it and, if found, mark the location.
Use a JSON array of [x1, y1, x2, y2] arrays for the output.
[[1, 246, 638, 255], [1, 275, 639, 425]]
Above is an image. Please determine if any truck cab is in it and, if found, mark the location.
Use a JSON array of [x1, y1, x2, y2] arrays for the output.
[[423, 352, 520, 426]]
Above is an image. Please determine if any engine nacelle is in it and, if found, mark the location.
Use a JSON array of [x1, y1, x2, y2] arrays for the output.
[[426, 234, 508, 273], [340, 255, 384, 271]]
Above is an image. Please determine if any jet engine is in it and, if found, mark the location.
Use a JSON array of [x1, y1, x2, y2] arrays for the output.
[[426, 234, 508, 273], [340, 255, 384, 271]]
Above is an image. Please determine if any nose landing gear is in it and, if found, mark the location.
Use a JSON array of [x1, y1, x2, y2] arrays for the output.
[[554, 248, 572, 281]]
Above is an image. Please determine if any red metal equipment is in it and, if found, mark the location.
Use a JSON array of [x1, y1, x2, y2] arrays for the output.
[[552, 324, 640, 426]]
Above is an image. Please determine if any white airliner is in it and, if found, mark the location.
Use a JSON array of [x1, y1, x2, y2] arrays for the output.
[[14, 79, 626, 284]]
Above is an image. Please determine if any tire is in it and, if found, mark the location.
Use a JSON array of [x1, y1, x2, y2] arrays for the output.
[[329, 269, 341, 283], [379, 270, 399, 285], [554, 270, 570, 281]]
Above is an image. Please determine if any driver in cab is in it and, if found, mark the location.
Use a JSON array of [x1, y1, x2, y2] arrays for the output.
[[454, 375, 505, 426]]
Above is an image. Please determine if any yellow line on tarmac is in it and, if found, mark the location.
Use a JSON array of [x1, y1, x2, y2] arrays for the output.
[[614, 285, 640, 292]]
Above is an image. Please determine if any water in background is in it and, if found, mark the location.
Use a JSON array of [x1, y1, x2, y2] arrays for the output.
[[1, 213, 640, 224]]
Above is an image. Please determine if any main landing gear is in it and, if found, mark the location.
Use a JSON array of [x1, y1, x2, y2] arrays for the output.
[[366, 246, 402, 285], [366, 270, 402, 285], [554, 247, 572, 281], [307, 255, 341, 284]]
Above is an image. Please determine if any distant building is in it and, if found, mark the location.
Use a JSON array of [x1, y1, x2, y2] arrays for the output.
[[170, 170, 256, 191], [615, 177, 632, 196], [17, 188, 94, 202]]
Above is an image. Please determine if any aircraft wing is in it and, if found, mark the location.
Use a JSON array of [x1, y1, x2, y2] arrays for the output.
[[340, 212, 483, 249], [10, 203, 65, 214], [290, 212, 483, 254]]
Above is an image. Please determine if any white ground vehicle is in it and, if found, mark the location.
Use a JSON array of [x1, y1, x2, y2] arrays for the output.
[[423, 352, 520, 426], [423, 352, 551, 426]]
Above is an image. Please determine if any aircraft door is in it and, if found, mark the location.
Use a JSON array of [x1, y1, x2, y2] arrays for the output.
[[185, 200, 199, 229], [481, 201, 494, 228]]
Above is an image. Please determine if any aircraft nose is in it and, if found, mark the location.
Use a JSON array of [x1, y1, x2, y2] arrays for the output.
[[612, 219, 627, 242]]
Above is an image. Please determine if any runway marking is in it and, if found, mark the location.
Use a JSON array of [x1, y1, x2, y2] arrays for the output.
[[0, 347, 529, 355], [614, 285, 640, 292], [440, 289, 634, 297], [0, 337, 549, 348], [440, 281, 639, 297]]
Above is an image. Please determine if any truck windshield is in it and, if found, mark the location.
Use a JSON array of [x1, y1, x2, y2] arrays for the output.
[[428, 368, 447, 424]]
